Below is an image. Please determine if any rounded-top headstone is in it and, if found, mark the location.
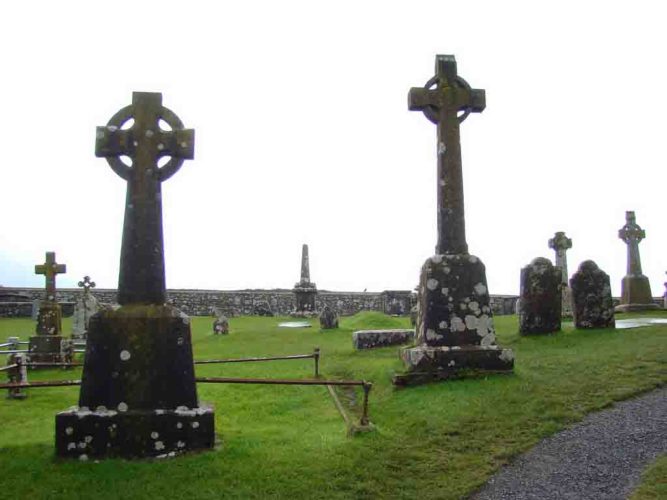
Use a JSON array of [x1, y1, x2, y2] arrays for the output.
[[570, 260, 615, 329], [519, 257, 562, 334]]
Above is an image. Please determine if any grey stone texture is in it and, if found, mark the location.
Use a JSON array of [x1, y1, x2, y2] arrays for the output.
[[212, 313, 229, 335], [617, 211, 658, 312], [353, 329, 414, 349], [570, 260, 615, 329], [319, 306, 339, 329], [397, 254, 514, 383], [293, 244, 317, 315], [71, 293, 101, 339], [519, 257, 562, 335]]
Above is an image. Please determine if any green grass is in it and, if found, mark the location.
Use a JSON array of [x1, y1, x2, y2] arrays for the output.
[[631, 454, 667, 500], [0, 311, 665, 499]]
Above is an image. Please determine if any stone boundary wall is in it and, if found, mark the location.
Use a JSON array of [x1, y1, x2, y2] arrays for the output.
[[0, 287, 549, 318]]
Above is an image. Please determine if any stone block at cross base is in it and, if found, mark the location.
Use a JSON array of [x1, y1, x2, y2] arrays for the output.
[[615, 275, 659, 312], [28, 335, 64, 363], [55, 304, 214, 458], [570, 260, 615, 328], [352, 329, 414, 349], [519, 257, 562, 335], [395, 254, 513, 383]]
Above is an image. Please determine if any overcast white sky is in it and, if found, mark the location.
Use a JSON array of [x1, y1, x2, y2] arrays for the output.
[[0, 1, 665, 297]]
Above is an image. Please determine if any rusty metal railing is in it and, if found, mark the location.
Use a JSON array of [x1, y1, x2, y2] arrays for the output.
[[194, 348, 320, 377]]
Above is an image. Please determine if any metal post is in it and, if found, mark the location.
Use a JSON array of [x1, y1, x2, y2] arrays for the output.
[[314, 347, 320, 378], [360, 381, 372, 426], [7, 337, 19, 352]]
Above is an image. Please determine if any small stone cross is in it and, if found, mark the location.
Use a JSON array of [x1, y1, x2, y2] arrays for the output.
[[618, 211, 645, 276], [35, 252, 66, 302], [548, 232, 572, 285], [95, 92, 194, 305], [77, 275, 96, 295], [408, 55, 485, 255]]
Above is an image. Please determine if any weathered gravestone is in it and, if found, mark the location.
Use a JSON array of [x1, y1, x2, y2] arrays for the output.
[[354, 329, 414, 350], [292, 244, 318, 316], [395, 55, 514, 385], [548, 231, 573, 317], [29, 252, 66, 362], [55, 92, 214, 459], [570, 260, 615, 328], [616, 211, 658, 312], [71, 276, 101, 339], [212, 309, 229, 335], [319, 305, 339, 329], [519, 257, 562, 334]]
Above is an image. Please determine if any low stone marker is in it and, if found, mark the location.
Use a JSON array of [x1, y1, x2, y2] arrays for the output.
[[213, 313, 229, 335], [71, 276, 100, 339], [319, 306, 339, 329], [353, 329, 414, 350], [519, 257, 562, 334], [570, 260, 615, 329]]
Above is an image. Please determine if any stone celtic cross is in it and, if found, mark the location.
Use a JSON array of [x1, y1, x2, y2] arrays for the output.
[[35, 252, 66, 302], [95, 92, 194, 305], [618, 211, 645, 276], [77, 275, 96, 295], [408, 55, 486, 255], [548, 231, 572, 284]]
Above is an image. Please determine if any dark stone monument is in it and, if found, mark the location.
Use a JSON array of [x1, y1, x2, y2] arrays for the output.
[[319, 305, 339, 329], [616, 211, 658, 312], [548, 231, 573, 317], [55, 92, 214, 460], [292, 244, 317, 316], [395, 55, 513, 385], [519, 257, 562, 334], [570, 260, 615, 329], [29, 251, 66, 362]]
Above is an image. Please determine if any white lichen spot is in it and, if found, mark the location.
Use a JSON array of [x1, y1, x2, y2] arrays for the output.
[[431, 255, 443, 264], [425, 329, 441, 342], [119, 350, 131, 361], [157, 143, 164, 150], [180, 141, 188, 148], [450, 316, 466, 332], [476, 314, 494, 337], [438, 142, 446, 155], [442, 266, 451, 275], [447, 360, 456, 367], [133, 140, 138, 147], [117, 402, 128, 412], [65, 427, 74, 435], [474, 283, 487, 296], [67, 442, 76, 450], [465, 315, 478, 330], [480, 333, 496, 346], [438, 320, 448, 330], [84, 435, 93, 444], [448, 296, 453, 302], [107, 125, 118, 132], [426, 278, 439, 291], [468, 301, 480, 313], [145, 129, 154, 138], [482, 306, 491, 314], [78, 442, 86, 449], [79, 454, 89, 462], [96, 130, 105, 139], [95, 405, 107, 412], [460, 303, 467, 311], [155, 409, 165, 415], [176, 422, 183, 429], [441, 287, 449, 296], [500, 350, 515, 362], [469, 256, 478, 263], [151, 432, 159, 440], [154, 441, 165, 451], [191, 421, 200, 429], [176, 441, 185, 448]]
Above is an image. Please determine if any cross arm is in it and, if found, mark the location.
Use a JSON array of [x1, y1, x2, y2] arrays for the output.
[[161, 129, 195, 160], [95, 127, 133, 158], [408, 87, 439, 111]]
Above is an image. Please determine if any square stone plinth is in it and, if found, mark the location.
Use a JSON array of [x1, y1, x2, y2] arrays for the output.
[[618, 275, 657, 311], [55, 406, 215, 459], [393, 345, 514, 386], [29, 335, 63, 363]]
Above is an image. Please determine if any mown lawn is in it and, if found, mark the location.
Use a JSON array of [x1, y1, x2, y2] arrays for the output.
[[0, 310, 665, 499]]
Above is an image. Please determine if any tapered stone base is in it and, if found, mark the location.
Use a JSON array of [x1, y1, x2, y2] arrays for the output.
[[393, 345, 514, 385], [614, 303, 660, 313], [28, 335, 63, 364], [619, 275, 655, 308], [55, 406, 214, 459]]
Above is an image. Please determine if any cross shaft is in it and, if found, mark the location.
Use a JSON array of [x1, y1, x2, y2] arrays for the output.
[[408, 55, 485, 255]]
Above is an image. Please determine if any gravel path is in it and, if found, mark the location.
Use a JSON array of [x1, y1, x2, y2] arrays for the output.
[[472, 386, 667, 500]]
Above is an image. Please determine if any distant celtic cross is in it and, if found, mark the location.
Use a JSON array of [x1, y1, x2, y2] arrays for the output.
[[77, 275, 96, 295], [95, 92, 194, 305], [35, 252, 66, 302], [548, 232, 572, 284], [408, 55, 485, 255], [618, 211, 645, 276]]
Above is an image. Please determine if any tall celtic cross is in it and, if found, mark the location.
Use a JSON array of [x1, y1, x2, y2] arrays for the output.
[[409, 55, 485, 255], [548, 232, 572, 284], [618, 211, 645, 276], [95, 92, 194, 305], [35, 252, 66, 302]]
